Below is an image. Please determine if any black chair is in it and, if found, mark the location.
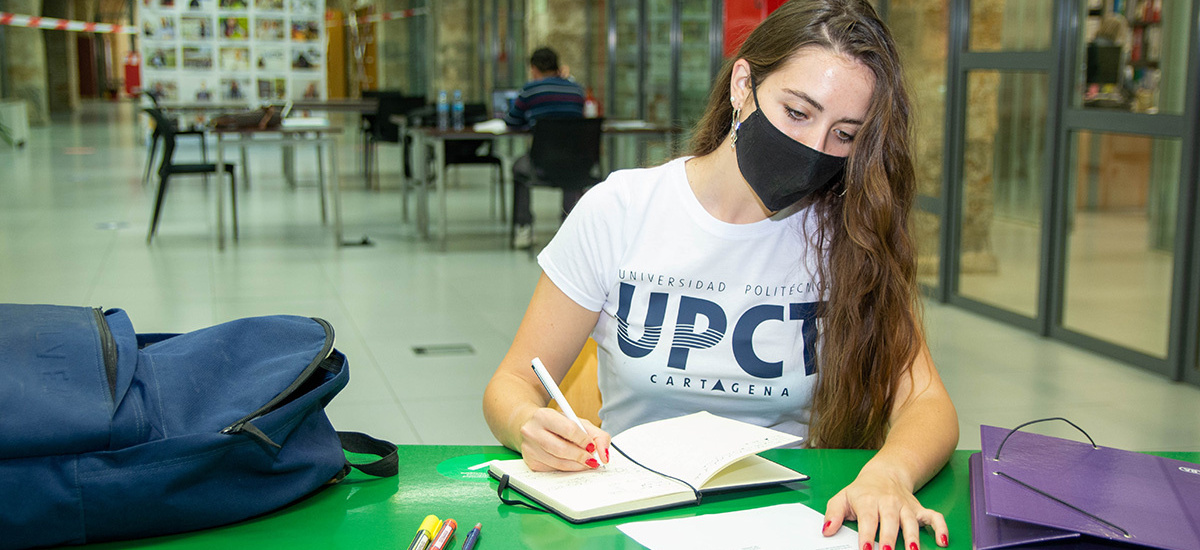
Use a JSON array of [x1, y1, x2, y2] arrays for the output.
[[405, 102, 507, 221], [145, 108, 238, 244], [516, 117, 604, 247], [362, 91, 426, 189], [141, 92, 207, 187], [443, 103, 505, 219]]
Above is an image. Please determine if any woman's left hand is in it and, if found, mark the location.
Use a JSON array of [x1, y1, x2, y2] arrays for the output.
[[820, 468, 948, 550]]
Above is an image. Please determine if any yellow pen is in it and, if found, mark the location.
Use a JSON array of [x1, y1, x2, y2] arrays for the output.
[[407, 514, 440, 550]]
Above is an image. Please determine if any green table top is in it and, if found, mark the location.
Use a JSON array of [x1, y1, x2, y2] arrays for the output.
[[89, 446, 1200, 550]]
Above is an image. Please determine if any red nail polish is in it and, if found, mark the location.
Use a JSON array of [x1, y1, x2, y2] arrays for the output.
[[863, 543, 872, 550], [884, 545, 892, 550], [586, 443, 595, 453], [822, 520, 831, 532], [585, 458, 599, 468], [940, 534, 948, 546], [910, 543, 918, 550], [605, 447, 610, 461]]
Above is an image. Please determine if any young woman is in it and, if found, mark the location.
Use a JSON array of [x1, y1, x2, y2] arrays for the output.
[[483, 2, 958, 549]]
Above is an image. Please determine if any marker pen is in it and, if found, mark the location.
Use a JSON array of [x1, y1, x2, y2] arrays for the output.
[[429, 518, 458, 550], [407, 514, 440, 550]]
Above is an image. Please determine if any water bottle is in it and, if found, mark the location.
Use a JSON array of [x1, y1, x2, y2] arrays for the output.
[[451, 90, 465, 131], [436, 90, 449, 131]]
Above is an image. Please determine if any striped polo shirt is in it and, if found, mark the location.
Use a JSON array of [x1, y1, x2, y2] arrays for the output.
[[503, 76, 586, 129]]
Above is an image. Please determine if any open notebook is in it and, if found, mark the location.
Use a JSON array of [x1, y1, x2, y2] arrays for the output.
[[488, 411, 808, 523]]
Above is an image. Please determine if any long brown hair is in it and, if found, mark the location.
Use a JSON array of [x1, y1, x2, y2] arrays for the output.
[[692, 0, 920, 449]]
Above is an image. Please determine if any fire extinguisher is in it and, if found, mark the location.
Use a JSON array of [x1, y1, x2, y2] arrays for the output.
[[123, 51, 142, 98], [584, 87, 601, 118]]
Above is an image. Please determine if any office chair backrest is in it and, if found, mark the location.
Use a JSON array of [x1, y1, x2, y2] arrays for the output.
[[529, 118, 603, 190], [145, 108, 183, 177], [369, 92, 425, 142], [143, 90, 161, 108]]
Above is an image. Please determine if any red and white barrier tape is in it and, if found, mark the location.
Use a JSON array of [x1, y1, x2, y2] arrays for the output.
[[0, 12, 134, 34], [0, 5, 426, 34], [325, 7, 428, 27]]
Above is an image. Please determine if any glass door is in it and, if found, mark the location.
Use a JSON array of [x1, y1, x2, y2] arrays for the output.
[[1051, 0, 1194, 376], [946, 0, 1057, 329]]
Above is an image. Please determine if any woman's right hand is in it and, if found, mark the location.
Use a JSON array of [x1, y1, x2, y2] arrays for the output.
[[518, 407, 611, 472]]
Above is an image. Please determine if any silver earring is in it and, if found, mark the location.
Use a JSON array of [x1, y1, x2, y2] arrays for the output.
[[729, 106, 742, 149]]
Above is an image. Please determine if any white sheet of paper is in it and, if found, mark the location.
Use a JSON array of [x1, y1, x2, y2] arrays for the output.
[[617, 502, 858, 550]]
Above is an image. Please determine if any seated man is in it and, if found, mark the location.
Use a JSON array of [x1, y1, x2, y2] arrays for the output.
[[504, 47, 586, 249]]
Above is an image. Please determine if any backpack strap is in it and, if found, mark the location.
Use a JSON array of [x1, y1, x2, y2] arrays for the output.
[[336, 431, 399, 478]]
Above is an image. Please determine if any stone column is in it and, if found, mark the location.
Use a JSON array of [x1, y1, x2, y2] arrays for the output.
[[0, 29, 6, 96], [525, 0, 588, 85], [890, 0, 951, 277], [430, 0, 475, 99], [44, 0, 83, 113], [376, 0, 425, 95], [4, 0, 50, 125]]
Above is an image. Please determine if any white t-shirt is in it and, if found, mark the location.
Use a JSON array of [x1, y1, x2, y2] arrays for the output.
[[538, 157, 825, 442]]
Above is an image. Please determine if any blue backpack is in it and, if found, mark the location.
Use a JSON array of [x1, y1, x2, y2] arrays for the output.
[[0, 304, 397, 549]]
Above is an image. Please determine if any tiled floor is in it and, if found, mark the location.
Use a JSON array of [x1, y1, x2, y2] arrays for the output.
[[3, 101, 1198, 452]]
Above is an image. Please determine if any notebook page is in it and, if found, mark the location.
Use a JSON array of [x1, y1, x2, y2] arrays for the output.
[[612, 412, 801, 488], [497, 450, 691, 514]]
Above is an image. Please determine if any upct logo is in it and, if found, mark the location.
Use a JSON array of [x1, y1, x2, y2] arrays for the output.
[[1181, 466, 1200, 475], [615, 282, 822, 376]]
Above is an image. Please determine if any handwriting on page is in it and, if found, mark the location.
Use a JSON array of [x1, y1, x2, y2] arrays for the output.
[[612, 411, 800, 487], [513, 452, 690, 512]]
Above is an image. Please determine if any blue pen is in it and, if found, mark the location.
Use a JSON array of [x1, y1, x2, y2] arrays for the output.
[[461, 522, 481, 550]]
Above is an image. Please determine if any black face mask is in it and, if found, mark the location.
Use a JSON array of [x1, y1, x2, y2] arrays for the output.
[[733, 83, 847, 212]]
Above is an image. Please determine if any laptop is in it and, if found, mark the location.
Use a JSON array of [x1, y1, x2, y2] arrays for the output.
[[491, 89, 519, 119]]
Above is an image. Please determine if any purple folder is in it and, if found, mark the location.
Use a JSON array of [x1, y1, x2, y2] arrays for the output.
[[970, 423, 1200, 550]]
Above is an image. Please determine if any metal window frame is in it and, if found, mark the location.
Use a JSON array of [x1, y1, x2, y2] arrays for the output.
[[937, 0, 1200, 384], [1184, 0, 1200, 386]]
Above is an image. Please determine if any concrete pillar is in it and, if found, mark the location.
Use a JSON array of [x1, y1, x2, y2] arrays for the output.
[[0, 28, 6, 97], [430, 0, 475, 99], [4, 0, 50, 125], [377, 0, 425, 95], [525, 0, 588, 85], [44, 0, 82, 114], [73, 0, 97, 100], [890, 0, 952, 277]]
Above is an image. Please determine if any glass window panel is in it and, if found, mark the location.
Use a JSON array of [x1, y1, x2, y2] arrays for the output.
[[678, 0, 712, 131], [1063, 131, 1176, 358], [611, 0, 640, 120], [1076, 0, 1190, 114], [645, 0, 672, 124], [970, 0, 1053, 52], [957, 71, 1048, 317]]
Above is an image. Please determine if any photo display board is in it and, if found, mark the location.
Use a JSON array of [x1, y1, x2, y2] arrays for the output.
[[139, 0, 327, 103]]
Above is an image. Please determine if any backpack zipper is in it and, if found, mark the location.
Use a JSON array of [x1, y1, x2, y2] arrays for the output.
[[93, 307, 118, 400], [221, 317, 335, 435]]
